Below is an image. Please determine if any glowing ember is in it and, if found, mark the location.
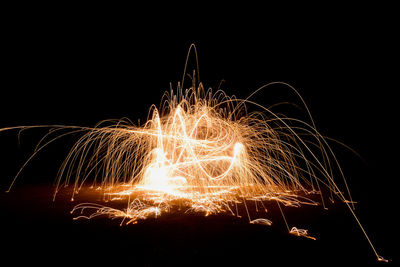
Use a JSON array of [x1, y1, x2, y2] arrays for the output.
[[1, 45, 388, 263]]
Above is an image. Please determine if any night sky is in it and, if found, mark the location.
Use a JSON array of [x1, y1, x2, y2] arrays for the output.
[[1, 4, 396, 266]]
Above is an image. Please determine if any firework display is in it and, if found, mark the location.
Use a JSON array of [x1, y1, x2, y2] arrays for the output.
[[1, 46, 388, 263]]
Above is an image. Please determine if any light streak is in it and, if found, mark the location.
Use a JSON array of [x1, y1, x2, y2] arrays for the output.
[[1, 45, 388, 263]]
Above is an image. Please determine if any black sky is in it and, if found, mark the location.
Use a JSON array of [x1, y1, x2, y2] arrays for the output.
[[0, 4, 397, 266]]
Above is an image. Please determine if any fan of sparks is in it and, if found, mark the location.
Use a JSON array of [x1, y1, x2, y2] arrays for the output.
[[51, 81, 349, 229]]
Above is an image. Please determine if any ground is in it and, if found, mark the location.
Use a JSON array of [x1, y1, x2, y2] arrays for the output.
[[0, 185, 393, 266]]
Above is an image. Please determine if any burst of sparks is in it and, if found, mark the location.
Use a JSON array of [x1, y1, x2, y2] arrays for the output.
[[59, 83, 329, 226], [1, 46, 388, 263]]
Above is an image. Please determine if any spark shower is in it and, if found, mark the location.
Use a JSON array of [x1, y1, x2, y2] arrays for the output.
[[1, 45, 387, 263]]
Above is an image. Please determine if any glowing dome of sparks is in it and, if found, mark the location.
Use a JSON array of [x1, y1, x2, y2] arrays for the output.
[[59, 83, 340, 222]]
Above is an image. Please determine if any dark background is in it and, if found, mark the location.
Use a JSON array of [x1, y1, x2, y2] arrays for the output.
[[0, 4, 397, 266]]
